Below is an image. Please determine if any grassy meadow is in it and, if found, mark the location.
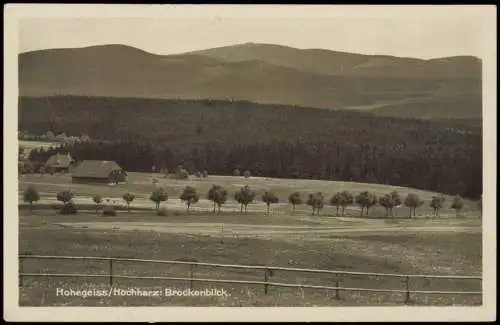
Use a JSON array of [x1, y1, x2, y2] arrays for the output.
[[18, 172, 482, 306], [19, 172, 481, 218], [19, 211, 482, 306], [19, 140, 60, 152]]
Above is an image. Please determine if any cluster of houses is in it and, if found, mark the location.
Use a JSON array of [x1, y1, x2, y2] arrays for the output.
[[19, 152, 128, 184]]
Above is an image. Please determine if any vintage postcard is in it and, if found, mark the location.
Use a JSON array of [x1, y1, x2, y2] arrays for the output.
[[3, 4, 496, 322]]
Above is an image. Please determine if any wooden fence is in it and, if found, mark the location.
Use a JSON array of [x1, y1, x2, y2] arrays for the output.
[[18, 254, 482, 304]]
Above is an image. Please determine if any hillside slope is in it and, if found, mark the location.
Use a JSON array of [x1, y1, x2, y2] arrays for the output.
[[18, 44, 482, 118], [18, 95, 481, 146], [19, 95, 482, 199], [191, 42, 482, 80]]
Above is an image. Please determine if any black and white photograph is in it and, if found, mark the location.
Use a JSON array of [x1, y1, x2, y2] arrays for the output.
[[4, 4, 496, 322]]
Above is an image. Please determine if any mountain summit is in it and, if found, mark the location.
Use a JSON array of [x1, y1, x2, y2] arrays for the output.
[[188, 42, 481, 79], [19, 43, 482, 119]]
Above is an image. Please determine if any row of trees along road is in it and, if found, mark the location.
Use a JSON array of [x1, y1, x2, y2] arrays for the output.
[[23, 185, 474, 217]]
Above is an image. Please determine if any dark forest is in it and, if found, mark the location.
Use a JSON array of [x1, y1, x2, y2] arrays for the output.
[[20, 96, 482, 199]]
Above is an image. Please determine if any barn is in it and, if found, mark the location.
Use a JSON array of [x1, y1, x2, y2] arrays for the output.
[[45, 153, 73, 174], [71, 160, 127, 184]]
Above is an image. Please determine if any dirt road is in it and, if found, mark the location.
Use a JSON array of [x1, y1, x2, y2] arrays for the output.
[[53, 219, 482, 240]]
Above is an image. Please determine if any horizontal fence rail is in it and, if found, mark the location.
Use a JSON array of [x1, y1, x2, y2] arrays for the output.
[[19, 255, 482, 279], [19, 273, 482, 296], [19, 254, 482, 304]]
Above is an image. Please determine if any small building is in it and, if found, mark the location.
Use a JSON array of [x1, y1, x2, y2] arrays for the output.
[[18, 145, 29, 162], [71, 160, 127, 184], [45, 153, 73, 174], [19, 160, 46, 175], [18, 161, 32, 175]]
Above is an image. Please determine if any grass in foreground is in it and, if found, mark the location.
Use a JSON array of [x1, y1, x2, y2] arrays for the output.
[[18, 213, 482, 307]]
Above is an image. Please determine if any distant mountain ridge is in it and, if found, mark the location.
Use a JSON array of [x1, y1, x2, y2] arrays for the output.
[[189, 42, 481, 80], [18, 43, 482, 119]]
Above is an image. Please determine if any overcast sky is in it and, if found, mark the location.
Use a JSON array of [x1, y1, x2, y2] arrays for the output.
[[17, 5, 490, 59]]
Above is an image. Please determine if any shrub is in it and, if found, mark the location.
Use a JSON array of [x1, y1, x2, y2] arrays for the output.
[[102, 205, 117, 216], [174, 169, 189, 180], [451, 195, 464, 217], [157, 208, 169, 216], [57, 190, 74, 205], [262, 191, 279, 215], [122, 192, 135, 212], [93, 195, 103, 214], [288, 191, 302, 214], [59, 202, 78, 215], [23, 185, 40, 211], [93, 195, 103, 205]]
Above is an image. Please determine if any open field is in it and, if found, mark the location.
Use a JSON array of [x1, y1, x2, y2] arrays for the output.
[[19, 140, 60, 152], [19, 208, 482, 306], [18, 172, 482, 306], [19, 210, 482, 238], [19, 173, 481, 218]]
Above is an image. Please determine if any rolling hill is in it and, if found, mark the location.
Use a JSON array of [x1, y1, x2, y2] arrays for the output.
[[190, 42, 482, 80], [18, 43, 482, 119]]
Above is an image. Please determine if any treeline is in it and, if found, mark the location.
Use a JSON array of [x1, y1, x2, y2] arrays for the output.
[[19, 96, 481, 146], [20, 96, 482, 199], [23, 185, 472, 219], [18, 129, 92, 143], [29, 135, 482, 199]]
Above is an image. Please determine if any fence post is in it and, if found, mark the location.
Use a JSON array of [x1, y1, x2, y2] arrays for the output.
[[19, 257, 24, 287], [189, 264, 195, 289], [404, 276, 410, 304], [264, 268, 273, 295], [108, 259, 113, 286], [335, 276, 341, 300]]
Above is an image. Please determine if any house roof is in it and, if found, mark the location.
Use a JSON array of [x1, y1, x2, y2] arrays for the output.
[[71, 160, 123, 179], [46, 153, 72, 168]]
